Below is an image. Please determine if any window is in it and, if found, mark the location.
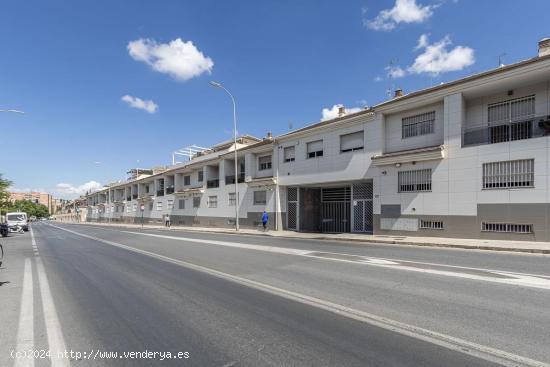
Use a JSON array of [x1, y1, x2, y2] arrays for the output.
[[193, 197, 201, 208], [198, 171, 204, 182], [145, 185, 150, 193], [253, 190, 267, 205], [148, 202, 153, 211], [208, 196, 218, 208], [306, 140, 323, 158], [398, 169, 432, 192], [132, 203, 137, 212], [228, 192, 236, 206], [402, 111, 435, 138], [167, 200, 174, 209], [258, 155, 272, 170], [482, 159, 534, 189], [283, 146, 295, 162], [184, 175, 191, 186], [126, 205, 130, 213], [420, 220, 444, 230], [178, 199, 185, 209], [488, 95, 535, 143], [156, 202, 163, 211], [481, 222, 532, 234], [340, 131, 364, 152]]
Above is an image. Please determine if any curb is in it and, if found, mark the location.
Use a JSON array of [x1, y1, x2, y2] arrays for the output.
[[61, 222, 550, 254]]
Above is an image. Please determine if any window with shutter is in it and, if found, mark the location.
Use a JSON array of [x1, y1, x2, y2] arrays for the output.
[[258, 155, 272, 170], [340, 131, 364, 152], [283, 146, 295, 162], [306, 140, 323, 158]]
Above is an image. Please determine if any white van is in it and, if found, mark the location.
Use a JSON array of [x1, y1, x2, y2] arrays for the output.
[[6, 212, 29, 232]]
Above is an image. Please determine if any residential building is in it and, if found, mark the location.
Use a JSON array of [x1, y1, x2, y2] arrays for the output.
[[83, 38, 550, 241], [8, 191, 57, 214]]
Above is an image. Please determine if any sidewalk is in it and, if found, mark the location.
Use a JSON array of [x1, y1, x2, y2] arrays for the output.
[[63, 221, 550, 254]]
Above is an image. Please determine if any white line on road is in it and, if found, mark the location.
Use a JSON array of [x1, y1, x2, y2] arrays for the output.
[[47, 223, 550, 367], [31, 228, 70, 367], [119, 230, 550, 290], [13, 258, 34, 367]]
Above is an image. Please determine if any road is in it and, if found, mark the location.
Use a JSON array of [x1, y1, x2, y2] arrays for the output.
[[1, 222, 549, 366]]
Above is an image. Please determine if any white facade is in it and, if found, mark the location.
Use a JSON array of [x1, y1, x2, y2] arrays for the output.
[[85, 44, 550, 240]]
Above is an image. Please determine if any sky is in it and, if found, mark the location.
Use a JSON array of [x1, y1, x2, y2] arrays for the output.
[[1, 0, 549, 199]]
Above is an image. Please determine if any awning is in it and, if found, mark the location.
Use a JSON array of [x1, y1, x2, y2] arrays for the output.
[[371, 145, 445, 166]]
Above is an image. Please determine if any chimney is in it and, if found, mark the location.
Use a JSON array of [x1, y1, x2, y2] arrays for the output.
[[265, 131, 273, 140], [539, 38, 550, 57], [394, 88, 404, 98], [338, 105, 346, 117]]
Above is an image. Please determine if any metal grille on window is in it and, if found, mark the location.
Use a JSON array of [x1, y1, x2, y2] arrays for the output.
[[398, 169, 432, 192], [253, 191, 267, 205], [402, 111, 435, 138], [482, 159, 534, 189], [420, 220, 444, 230], [481, 222, 532, 234], [208, 196, 217, 208], [287, 187, 298, 230], [488, 95, 535, 143], [228, 193, 236, 206], [178, 199, 185, 209]]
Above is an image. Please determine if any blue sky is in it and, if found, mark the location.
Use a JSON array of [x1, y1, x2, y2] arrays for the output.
[[1, 0, 549, 198]]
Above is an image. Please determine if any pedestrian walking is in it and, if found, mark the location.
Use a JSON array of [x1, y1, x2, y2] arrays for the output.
[[261, 211, 269, 231], [164, 214, 171, 228]]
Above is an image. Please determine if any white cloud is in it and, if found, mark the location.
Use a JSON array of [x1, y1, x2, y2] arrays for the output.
[[385, 65, 406, 78], [374, 76, 384, 82], [365, 0, 434, 31], [54, 181, 103, 197], [121, 95, 158, 114], [321, 104, 362, 121], [128, 38, 214, 81], [408, 34, 475, 75]]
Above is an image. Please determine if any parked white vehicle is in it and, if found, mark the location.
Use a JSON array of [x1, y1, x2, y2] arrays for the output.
[[6, 212, 29, 232]]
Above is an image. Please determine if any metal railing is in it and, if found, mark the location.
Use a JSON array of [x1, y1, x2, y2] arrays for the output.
[[225, 173, 245, 185], [462, 115, 549, 147], [156, 190, 164, 197], [207, 179, 219, 188], [132, 194, 138, 199], [126, 196, 131, 201], [166, 186, 175, 195]]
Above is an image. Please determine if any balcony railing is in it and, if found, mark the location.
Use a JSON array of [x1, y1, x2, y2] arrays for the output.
[[126, 196, 131, 201], [156, 190, 164, 197], [132, 194, 138, 199], [462, 115, 549, 147], [166, 186, 174, 195], [206, 179, 219, 188], [225, 173, 245, 185]]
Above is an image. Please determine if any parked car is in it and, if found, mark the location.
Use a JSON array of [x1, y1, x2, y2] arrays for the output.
[[0, 222, 7, 237], [6, 212, 29, 232]]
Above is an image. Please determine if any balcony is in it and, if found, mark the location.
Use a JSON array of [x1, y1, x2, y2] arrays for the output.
[[132, 194, 138, 199], [206, 179, 219, 188], [166, 186, 175, 195], [126, 196, 132, 201], [462, 115, 549, 147], [225, 173, 245, 185], [156, 190, 165, 197]]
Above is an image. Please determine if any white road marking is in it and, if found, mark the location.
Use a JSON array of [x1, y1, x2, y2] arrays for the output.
[[31, 228, 70, 367], [119, 230, 550, 290], [13, 258, 34, 367], [47, 223, 550, 367]]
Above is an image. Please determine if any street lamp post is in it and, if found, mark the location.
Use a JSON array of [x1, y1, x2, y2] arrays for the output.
[[210, 81, 239, 231]]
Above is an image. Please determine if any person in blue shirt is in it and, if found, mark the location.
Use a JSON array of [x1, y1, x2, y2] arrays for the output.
[[261, 211, 269, 231]]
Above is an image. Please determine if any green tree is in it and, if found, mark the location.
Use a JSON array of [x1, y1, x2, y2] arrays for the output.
[[7, 200, 50, 218], [0, 173, 13, 216]]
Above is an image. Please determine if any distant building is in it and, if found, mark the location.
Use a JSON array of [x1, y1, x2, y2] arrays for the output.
[[9, 191, 57, 214]]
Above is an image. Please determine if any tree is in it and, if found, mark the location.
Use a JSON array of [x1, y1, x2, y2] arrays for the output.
[[0, 173, 13, 216], [6, 200, 50, 218]]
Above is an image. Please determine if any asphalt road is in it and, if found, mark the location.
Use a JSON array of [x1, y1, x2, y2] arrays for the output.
[[1, 222, 549, 367]]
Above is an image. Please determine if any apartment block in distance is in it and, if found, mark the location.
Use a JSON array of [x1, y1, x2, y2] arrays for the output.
[[9, 191, 56, 214], [84, 38, 550, 241]]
